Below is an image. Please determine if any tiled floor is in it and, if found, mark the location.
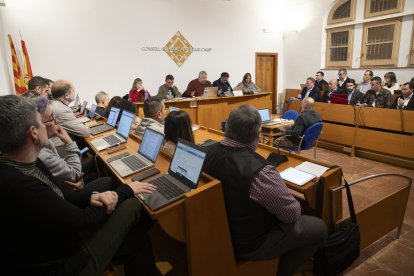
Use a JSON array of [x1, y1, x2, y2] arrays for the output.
[[300, 147, 414, 275]]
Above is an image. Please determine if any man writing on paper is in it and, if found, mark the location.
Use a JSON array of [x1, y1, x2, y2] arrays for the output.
[[274, 97, 322, 148], [203, 105, 327, 276]]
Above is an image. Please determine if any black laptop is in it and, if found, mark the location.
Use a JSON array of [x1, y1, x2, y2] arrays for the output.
[[137, 139, 207, 211]]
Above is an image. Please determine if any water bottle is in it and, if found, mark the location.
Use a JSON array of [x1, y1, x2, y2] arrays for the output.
[[204, 88, 208, 97], [144, 91, 148, 101]]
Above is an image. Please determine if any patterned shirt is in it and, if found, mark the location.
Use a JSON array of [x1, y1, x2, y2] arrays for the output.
[[220, 138, 301, 223]]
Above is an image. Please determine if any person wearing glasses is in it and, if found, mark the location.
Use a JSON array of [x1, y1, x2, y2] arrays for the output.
[[156, 74, 181, 100], [337, 68, 351, 93]]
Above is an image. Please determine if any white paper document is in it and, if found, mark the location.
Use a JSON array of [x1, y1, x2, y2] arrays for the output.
[[280, 167, 316, 186]]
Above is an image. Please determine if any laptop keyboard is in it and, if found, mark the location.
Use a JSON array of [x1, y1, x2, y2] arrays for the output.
[[103, 135, 122, 145], [90, 124, 112, 135], [150, 177, 185, 200], [121, 155, 150, 171]]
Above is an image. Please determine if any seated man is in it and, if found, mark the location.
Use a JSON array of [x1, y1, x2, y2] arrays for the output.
[[392, 82, 414, 110], [22, 76, 49, 97], [135, 97, 165, 137], [213, 72, 233, 97], [203, 104, 327, 276], [95, 91, 110, 117], [183, 71, 212, 97], [363, 76, 392, 108], [322, 79, 342, 103], [274, 97, 322, 148], [50, 80, 91, 147], [298, 77, 320, 102], [315, 71, 328, 92], [156, 74, 181, 100], [345, 79, 364, 105]]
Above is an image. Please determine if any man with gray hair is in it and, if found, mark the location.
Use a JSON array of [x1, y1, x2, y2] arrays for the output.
[[183, 70, 212, 97], [275, 97, 322, 148], [95, 91, 110, 117], [203, 104, 327, 276]]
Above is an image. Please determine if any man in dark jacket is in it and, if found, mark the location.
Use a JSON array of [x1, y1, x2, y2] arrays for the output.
[[392, 82, 414, 110], [298, 77, 320, 102], [274, 97, 322, 147]]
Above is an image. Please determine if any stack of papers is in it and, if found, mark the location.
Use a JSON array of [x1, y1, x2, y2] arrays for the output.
[[280, 161, 330, 186]]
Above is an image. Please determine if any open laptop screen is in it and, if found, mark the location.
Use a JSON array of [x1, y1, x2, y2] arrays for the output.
[[116, 110, 134, 139], [87, 104, 97, 119], [258, 108, 271, 123], [106, 107, 121, 127], [139, 128, 164, 162], [169, 139, 207, 189]]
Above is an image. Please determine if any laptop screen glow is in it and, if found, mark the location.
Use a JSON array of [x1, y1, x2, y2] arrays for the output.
[[139, 128, 164, 162], [169, 141, 206, 188], [116, 110, 134, 139], [87, 104, 97, 118], [107, 107, 121, 127], [258, 109, 271, 122]]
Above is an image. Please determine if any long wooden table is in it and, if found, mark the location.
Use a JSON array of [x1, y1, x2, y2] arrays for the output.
[[84, 125, 342, 275], [134, 92, 272, 130], [288, 99, 414, 169]]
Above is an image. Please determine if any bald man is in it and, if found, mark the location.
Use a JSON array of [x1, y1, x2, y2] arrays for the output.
[[274, 97, 322, 148], [322, 79, 342, 103], [50, 80, 91, 140]]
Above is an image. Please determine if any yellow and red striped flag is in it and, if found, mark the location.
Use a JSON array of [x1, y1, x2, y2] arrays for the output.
[[21, 40, 33, 90], [8, 34, 25, 95]]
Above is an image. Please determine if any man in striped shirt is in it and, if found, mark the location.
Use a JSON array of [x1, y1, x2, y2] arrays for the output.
[[203, 105, 327, 276]]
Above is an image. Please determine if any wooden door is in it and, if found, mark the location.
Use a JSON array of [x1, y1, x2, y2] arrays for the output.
[[255, 52, 278, 113]]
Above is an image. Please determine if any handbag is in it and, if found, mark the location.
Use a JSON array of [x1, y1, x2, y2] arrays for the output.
[[314, 175, 360, 276]]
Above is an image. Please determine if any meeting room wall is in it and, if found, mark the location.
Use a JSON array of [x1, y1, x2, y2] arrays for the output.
[[0, 0, 285, 106], [283, 0, 414, 90]]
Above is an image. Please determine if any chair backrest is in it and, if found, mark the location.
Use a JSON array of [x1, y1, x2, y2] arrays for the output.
[[302, 122, 323, 149], [282, 110, 299, 120]]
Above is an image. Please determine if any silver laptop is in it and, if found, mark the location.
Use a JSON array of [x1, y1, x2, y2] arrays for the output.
[[71, 94, 80, 111], [138, 139, 207, 211], [258, 108, 278, 126], [89, 107, 121, 135], [79, 101, 88, 115], [90, 110, 134, 151], [203, 86, 218, 97], [79, 104, 97, 123], [109, 128, 164, 177]]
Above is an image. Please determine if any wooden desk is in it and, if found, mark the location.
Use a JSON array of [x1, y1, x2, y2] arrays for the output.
[[85, 127, 342, 275], [134, 92, 272, 130]]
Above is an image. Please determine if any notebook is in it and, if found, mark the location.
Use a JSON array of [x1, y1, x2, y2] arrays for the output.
[[79, 104, 97, 123], [330, 93, 348, 105], [137, 139, 207, 211], [280, 161, 329, 186], [109, 128, 164, 177], [89, 107, 121, 135], [258, 108, 278, 125], [90, 110, 134, 151]]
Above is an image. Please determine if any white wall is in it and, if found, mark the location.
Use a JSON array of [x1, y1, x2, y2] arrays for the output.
[[0, 0, 285, 107], [284, 0, 414, 90]]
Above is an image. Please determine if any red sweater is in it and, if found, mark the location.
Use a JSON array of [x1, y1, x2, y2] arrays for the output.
[[129, 89, 151, 102], [183, 79, 212, 97]]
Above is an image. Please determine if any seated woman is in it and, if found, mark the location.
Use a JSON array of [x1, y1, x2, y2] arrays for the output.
[[383, 72, 400, 95], [0, 95, 156, 275], [234, 73, 262, 94], [104, 96, 122, 118], [163, 110, 195, 155], [129, 78, 151, 102]]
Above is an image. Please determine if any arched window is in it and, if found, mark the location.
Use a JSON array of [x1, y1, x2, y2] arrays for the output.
[[364, 0, 404, 18], [328, 0, 356, 25]]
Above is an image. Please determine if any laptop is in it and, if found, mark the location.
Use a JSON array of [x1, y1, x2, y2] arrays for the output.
[[204, 87, 218, 98], [79, 104, 97, 123], [90, 110, 134, 151], [138, 139, 207, 211], [330, 93, 348, 105], [71, 94, 80, 111], [258, 108, 278, 125], [89, 107, 121, 135], [109, 128, 164, 177]]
